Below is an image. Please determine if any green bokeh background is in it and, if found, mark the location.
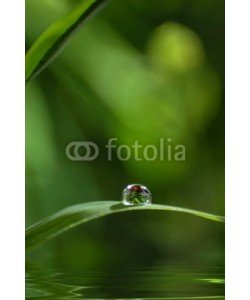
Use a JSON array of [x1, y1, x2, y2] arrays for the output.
[[26, 0, 224, 270]]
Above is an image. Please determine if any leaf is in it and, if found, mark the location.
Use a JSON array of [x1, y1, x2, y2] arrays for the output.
[[25, 0, 107, 83], [26, 201, 225, 251]]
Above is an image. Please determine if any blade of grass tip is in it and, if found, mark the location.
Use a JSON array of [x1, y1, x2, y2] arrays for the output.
[[25, 0, 108, 83], [26, 201, 224, 251]]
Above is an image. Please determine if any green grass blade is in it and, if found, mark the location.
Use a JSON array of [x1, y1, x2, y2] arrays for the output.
[[26, 201, 225, 251], [25, 0, 107, 83]]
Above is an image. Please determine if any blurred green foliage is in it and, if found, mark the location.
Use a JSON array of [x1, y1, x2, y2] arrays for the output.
[[26, 0, 224, 270]]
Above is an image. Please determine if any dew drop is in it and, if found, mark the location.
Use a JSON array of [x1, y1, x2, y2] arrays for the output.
[[122, 184, 152, 206]]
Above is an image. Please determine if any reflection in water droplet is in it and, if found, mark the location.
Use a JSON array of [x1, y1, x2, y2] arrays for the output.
[[122, 184, 152, 206]]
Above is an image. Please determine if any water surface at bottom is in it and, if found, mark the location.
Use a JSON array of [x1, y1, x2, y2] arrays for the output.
[[26, 264, 224, 299]]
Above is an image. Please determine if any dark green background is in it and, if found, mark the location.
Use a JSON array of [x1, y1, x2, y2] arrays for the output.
[[26, 0, 224, 270]]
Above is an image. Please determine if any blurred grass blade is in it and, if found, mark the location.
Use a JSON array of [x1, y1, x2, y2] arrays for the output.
[[26, 201, 225, 251], [25, 0, 107, 83]]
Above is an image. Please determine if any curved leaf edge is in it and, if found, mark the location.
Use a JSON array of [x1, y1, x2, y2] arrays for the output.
[[25, 0, 108, 83], [26, 201, 224, 252]]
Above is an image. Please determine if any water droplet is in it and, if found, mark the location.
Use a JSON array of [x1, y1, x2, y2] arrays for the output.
[[122, 184, 152, 206]]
